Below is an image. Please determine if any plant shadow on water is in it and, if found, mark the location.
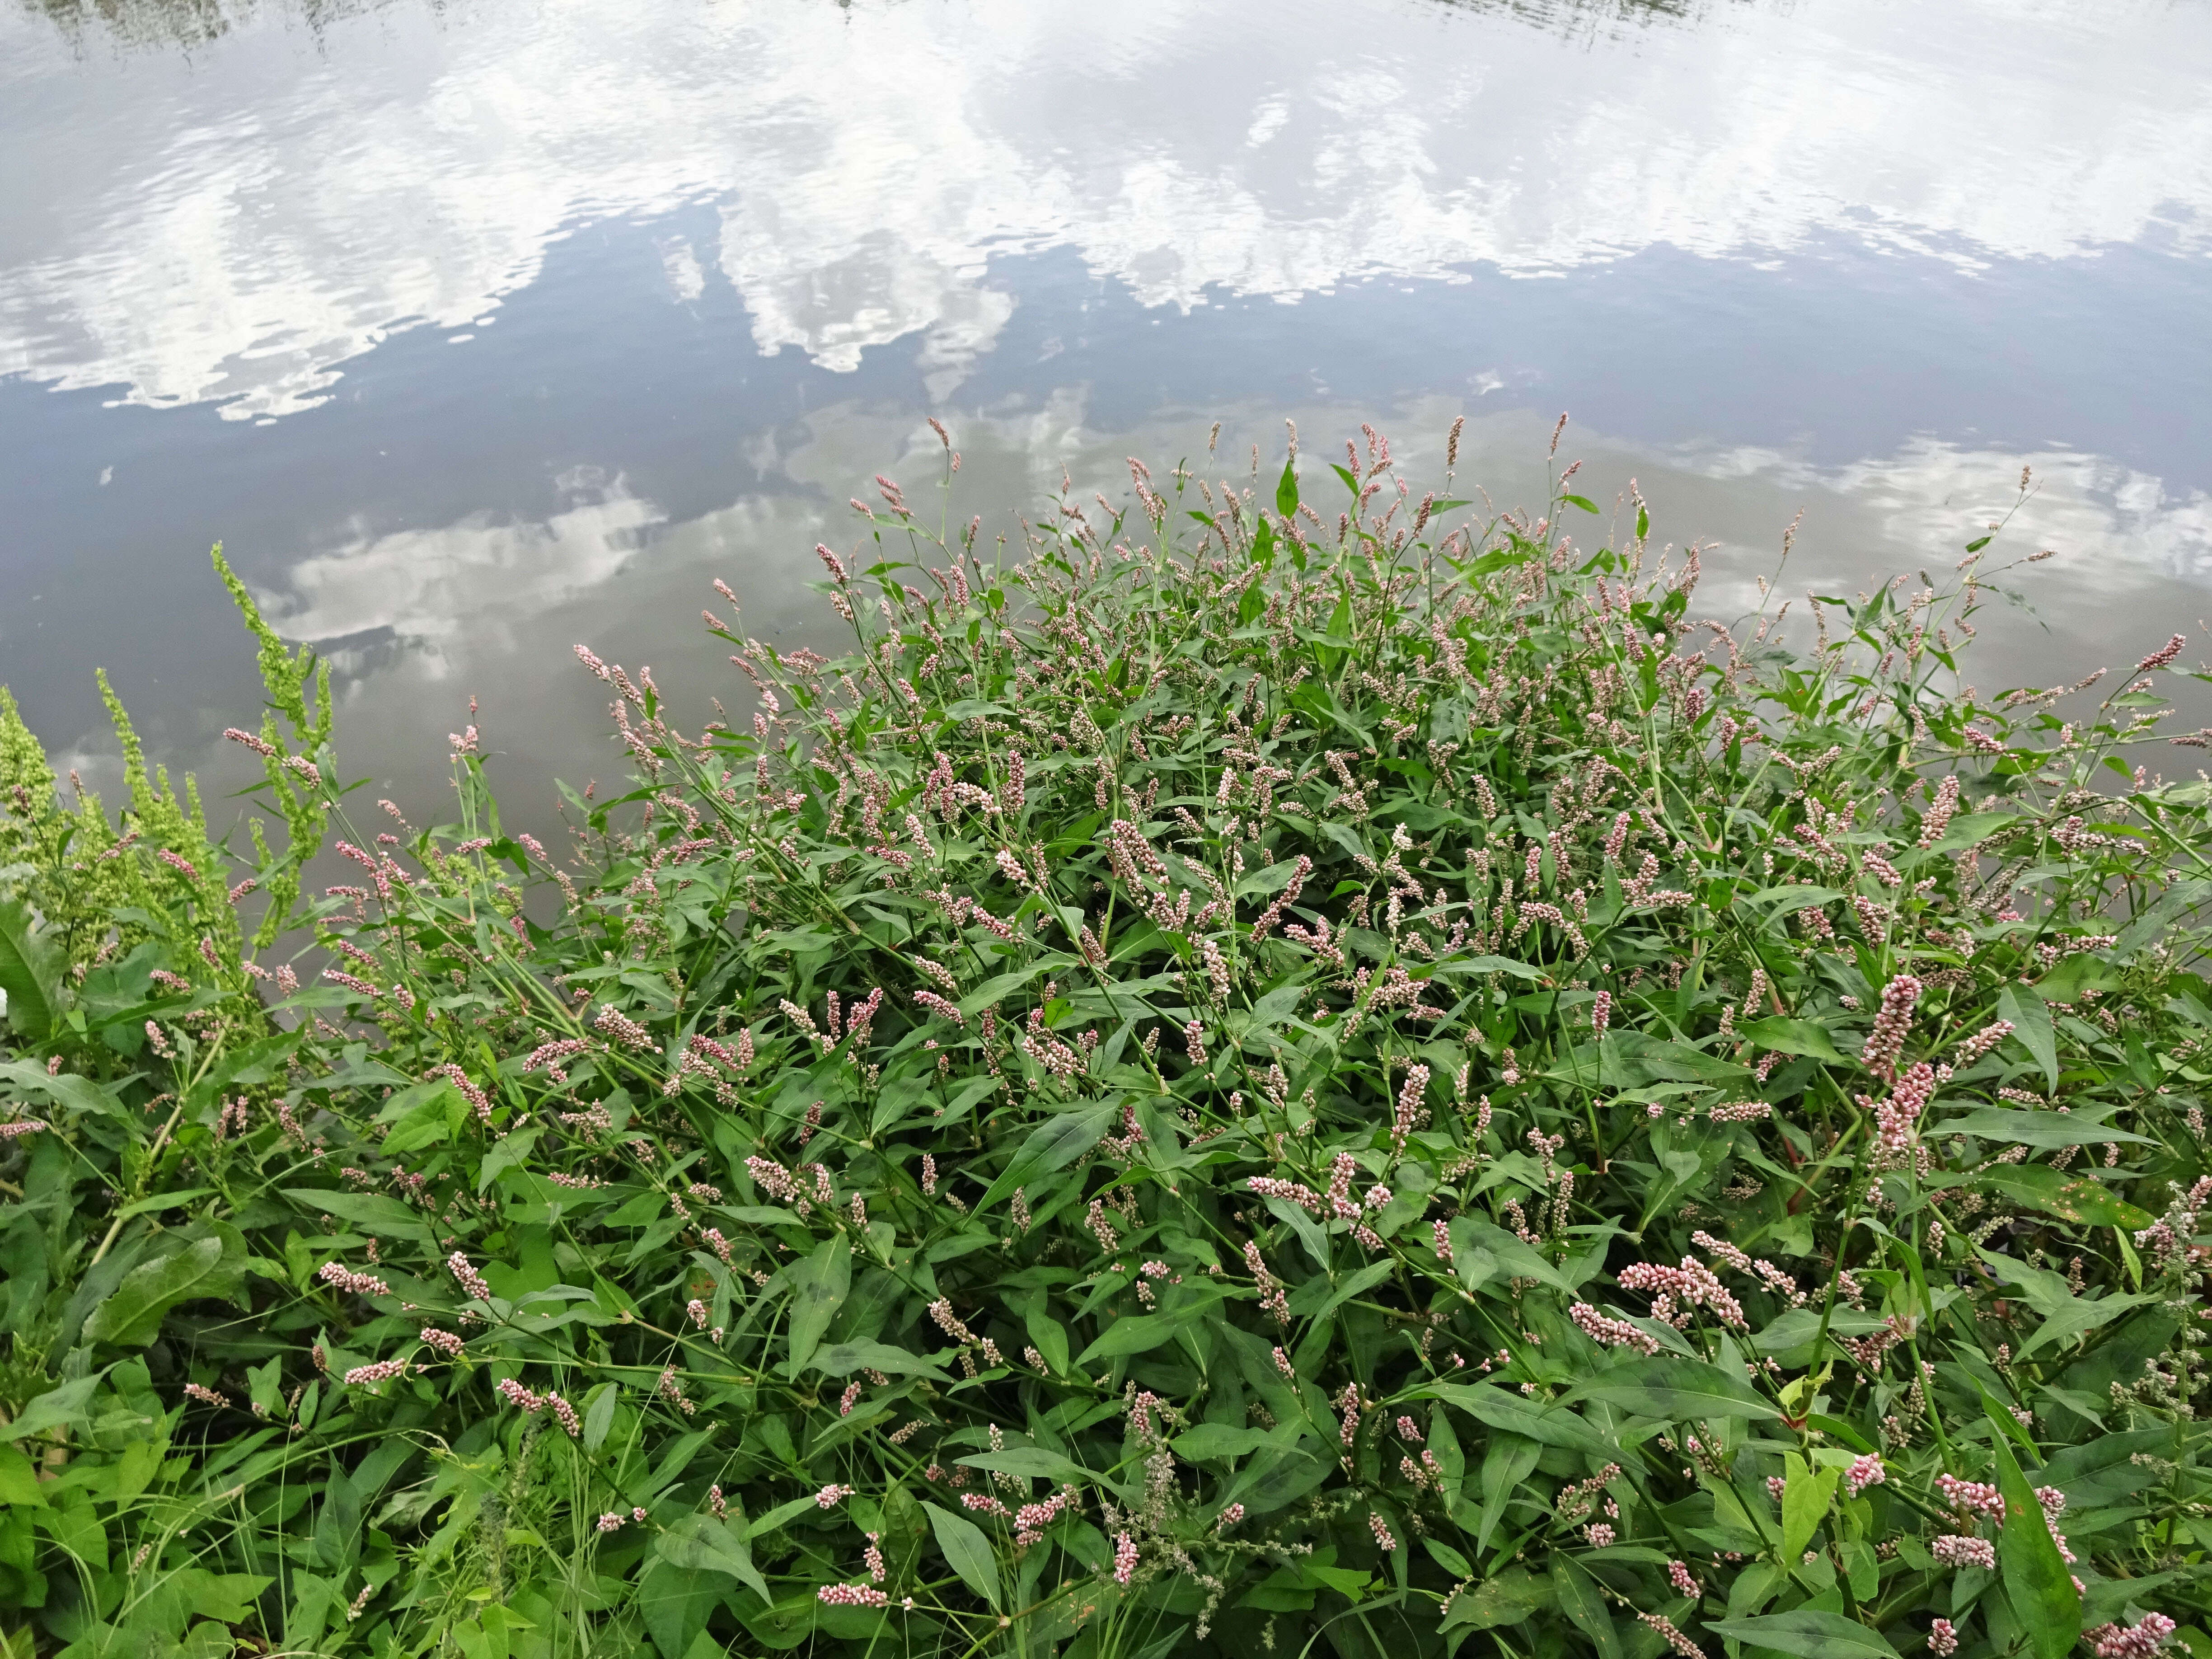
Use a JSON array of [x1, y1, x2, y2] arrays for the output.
[[0, 417, 2207, 1658]]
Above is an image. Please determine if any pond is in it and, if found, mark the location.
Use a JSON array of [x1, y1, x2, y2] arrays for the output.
[[3, 0, 2209, 830]]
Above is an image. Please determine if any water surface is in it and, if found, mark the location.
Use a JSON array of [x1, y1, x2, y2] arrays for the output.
[[4, 0, 2209, 830]]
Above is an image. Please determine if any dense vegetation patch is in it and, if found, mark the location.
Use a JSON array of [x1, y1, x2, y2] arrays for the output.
[[0, 420, 2208, 1659]]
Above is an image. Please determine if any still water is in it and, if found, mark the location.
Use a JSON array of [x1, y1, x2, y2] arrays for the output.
[[3, 0, 2210, 831]]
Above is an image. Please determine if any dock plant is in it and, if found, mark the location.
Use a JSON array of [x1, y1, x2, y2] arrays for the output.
[[0, 419, 2207, 1659]]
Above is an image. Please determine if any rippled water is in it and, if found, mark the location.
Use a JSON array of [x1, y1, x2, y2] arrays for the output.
[[4, 0, 2209, 822]]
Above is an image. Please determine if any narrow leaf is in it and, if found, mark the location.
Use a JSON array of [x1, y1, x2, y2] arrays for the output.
[[1984, 1420, 2081, 1659], [972, 1103, 1114, 1215], [1706, 1611, 1898, 1658], [1551, 1555, 1622, 1659], [783, 1236, 851, 1377], [924, 1501, 1002, 1611], [1997, 984, 2059, 1093]]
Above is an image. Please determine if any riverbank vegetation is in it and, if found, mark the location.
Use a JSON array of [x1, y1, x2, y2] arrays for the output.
[[0, 419, 2207, 1659]]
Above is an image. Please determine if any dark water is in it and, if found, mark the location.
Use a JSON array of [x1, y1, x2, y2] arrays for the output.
[[4, 0, 2210, 832]]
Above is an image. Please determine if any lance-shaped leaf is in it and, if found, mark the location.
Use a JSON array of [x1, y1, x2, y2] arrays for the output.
[[1551, 1555, 1622, 1659], [0, 900, 65, 1043], [83, 1235, 229, 1348], [1707, 1612, 1898, 1658], [1996, 984, 2059, 1093], [783, 1235, 851, 1377], [971, 1102, 1114, 1215], [1564, 1356, 1782, 1422], [1779, 1452, 1840, 1563], [1985, 1408, 2082, 1659], [654, 1514, 772, 1604], [924, 1500, 1003, 1611]]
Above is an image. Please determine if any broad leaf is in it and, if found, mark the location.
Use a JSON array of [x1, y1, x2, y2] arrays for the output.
[[281, 1189, 437, 1244], [1172, 1423, 1274, 1462], [0, 1372, 106, 1442], [956, 1447, 1092, 1483], [1476, 1433, 1541, 1549], [1934, 1109, 2151, 1149]]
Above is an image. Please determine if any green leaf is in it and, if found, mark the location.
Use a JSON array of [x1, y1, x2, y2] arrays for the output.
[[956, 965, 1052, 1020], [1286, 1260, 1394, 1323], [0, 1372, 106, 1442], [1565, 1356, 1782, 1421], [1449, 1216, 1573, 1295], [1551, 1555, 1621, 1659], [1075, 1288, 1228, 1365], [0, 1061, 122, 1119], [1444, 1566, 1554, 1631], [1976, 1166, 2152, 1230], [654, 1514, 772, 1604], [0, 899, 64, 1043], [477, 1128, 541, 1193], [924, 1501, 1002, 1611], [1707, 1611, 1898, 1658], [582, 1383, 618, 1451], [281, 1188, 438, 1244], [1965, 534, 1993, 552], [1251, 514, 1277, 570], [1997, 984, 2058, 1093], [783, 1236, 851, 1377], [2014, 1289, 2153, 1364], [0, 1444, 47, 1506], [1984, 1418, 2081, 1659], [1424, 1383, 1618, 1458], [2114, 878, 2211, 955], [1172, 1424, 1274, 1462], [84, 1236, 227, 1347], [972, 1103, 1115, 1215], [807, 1340, 947, 1380], [1737, 1017, 1847, 1065], [2033, 954, 2118, 1007], [1934, 1109, 2151, 1149], [1221, 1443, 1332, 1516], [1275, 458, 1299, 519], [1780, 1452, 1840, 1563], [956, 1448, 1092, 1484], [1425, 1539, 1472, 1579], [1475, 1432, 1540, 1550], [1023, 1306, 1069, 1375], [741, 1494, 820, 1542]]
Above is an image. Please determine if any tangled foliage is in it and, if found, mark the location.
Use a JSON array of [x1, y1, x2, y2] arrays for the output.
[[1, 421, 2209, 1659]]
